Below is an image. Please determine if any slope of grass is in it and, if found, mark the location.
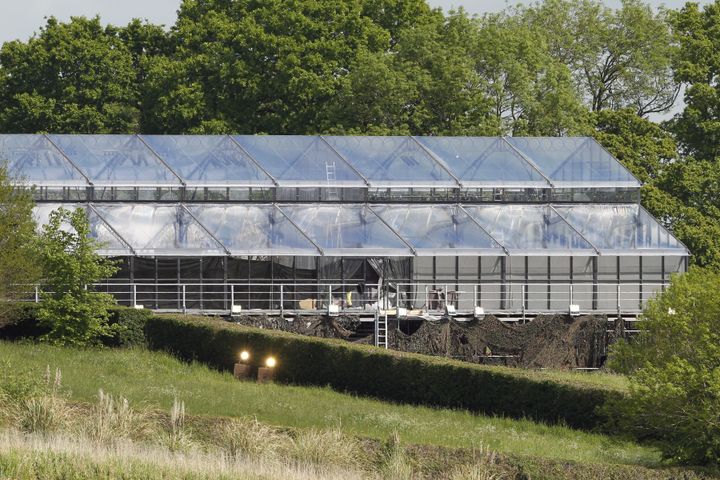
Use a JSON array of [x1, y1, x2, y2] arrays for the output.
[[0, 341, 653, 468]]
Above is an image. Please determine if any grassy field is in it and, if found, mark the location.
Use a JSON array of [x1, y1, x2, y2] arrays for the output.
[[0, 341, 651, 467]]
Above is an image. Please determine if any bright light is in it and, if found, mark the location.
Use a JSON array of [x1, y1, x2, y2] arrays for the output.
[[265, 357, 277, 368], [240, 351, 250, 362]]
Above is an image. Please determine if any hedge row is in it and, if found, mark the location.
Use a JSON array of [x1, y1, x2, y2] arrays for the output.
[[146, 314, 621, 430], [0, 303, 151, 348]]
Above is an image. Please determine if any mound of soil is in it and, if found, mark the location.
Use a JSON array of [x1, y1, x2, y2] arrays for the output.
[[391, 314, 608, 369], [229, 313, 609, 369], [230, 314, 360, 340]]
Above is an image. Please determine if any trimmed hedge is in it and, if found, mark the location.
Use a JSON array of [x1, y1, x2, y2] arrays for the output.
[[145, 314, 622, 430], [0, 303, 151, 348]]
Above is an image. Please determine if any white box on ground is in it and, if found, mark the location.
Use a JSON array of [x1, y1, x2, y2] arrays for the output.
[[133, 304, 144, 310], [569, 304, 580, 315], [474, 306, 485, 317], [231, 305, 242, 314], [328, 304, 340, 314], [396, 307, 407, 318], [445, 305, 456, 315]]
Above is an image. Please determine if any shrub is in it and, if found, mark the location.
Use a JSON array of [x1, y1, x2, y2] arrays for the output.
[[0, 303, 46, 340], [0, 304, 150, 348], [35, 207, 119, 346], [607, 267, 720, 465], [105, 307, 152, 348], [145, 314, 620, 430]]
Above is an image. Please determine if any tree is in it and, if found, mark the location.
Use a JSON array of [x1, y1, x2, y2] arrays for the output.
[[35, 207, 118, 346], [516, 0, 678, 116], [0, 165, 40, 307], [591, 109, 720, 269], [608, 268, 720, 465], [0, 16, 139, 133], [667, 1, 720, 160], [472, 11, 588, 135]]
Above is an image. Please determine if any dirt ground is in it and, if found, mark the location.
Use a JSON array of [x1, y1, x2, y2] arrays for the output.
[[229, 313, 610, 369]]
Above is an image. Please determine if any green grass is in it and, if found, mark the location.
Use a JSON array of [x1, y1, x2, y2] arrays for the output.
[[0, 341, 654, 468]]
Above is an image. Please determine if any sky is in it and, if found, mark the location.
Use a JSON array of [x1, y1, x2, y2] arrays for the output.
[[0, 0, 708, 44]]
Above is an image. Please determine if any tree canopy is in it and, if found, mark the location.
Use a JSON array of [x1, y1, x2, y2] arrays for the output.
[[0, 0, 719, 266]]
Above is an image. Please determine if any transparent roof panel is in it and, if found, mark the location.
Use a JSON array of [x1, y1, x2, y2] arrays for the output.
[[186, 204, 319, 256], [371, 204, 502, 255], [47, 135, 181, 186], [33, 203, 131, 255], [463, 204, 596, 255], [92, 204, 224, 256], [506, 137, 640, 187], [0, 134, 88, 186], [416, 137, 549, 187], [141, 135, 273, 186], [232, 135, 364, 187], [555, 204, 687, 255], [324, 136, 458, 187], [279, 204, 412, 256]]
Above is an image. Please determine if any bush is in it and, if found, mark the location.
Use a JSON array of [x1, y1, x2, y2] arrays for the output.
[[607, 268, 720, 465], [0, 303, 46, 340], [105, 307, 152, 348], [0, 303, 150, 349], [145, 314, 620, 430]]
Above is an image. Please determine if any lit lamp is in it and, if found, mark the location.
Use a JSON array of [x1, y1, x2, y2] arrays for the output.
[[233, 350, 252, 380], [257, 356, 277, 383]]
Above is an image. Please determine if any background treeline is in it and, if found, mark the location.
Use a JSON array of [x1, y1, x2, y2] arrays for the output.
[[1, 0, 719, 268]]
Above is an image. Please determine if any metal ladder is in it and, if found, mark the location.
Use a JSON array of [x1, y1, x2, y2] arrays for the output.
[[374, 311, 388, 349], [325, 161, 339, 200]]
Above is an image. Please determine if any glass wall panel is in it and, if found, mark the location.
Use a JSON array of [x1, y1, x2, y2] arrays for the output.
[[187, 204, 318, 256], [93, 204, 226, 256], [506, 137, 639, 187], [371, 204, 502, 255], [0, 134, 88, 187], [279, 204, 412, 256], [664, 256, 685, 280], [597, 256, 618, 310], [141, 135, 273, 187], [48, 135, 180, 186], [477, 257, 501, 310], [233, 135, 364, 187], [556, 204, 688, 254], [464, 205, 595, 255], [416, 136, 549, 188], [435, 257, 456, 281], [324, 136, 458, 187]]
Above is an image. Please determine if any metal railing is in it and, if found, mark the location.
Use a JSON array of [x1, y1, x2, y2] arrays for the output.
[[25, 281, 667, 316], [394, 282, 668, 316]]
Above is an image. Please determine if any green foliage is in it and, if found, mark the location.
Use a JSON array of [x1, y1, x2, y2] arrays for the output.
[[668, 1, 720, 161], [0, 166, 41, 309], [35, 207, 119, 346], [0, 16, 139, 133], [608, 268, 720, 465], [516, 0, 678, 116], [145, 314, 621, 431], [104, 307, 152, 348]]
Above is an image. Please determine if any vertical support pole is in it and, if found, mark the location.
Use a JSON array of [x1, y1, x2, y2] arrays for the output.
[[616, 283, 621, 319], [182, 284, 187, 314], [35, 285, 39, 303], [328, 284, 332, 314], [280, 284, 284, 316], [569, 283, 573, 307], [521, 284, 526, 321], [473, 284, 478, 309], [592, 256, 598, 311], [132, 284, 137, 308], [231, 284, 235, 309]]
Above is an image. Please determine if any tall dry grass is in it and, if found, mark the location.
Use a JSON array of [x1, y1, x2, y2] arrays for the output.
[[0, 428, 369, 480]]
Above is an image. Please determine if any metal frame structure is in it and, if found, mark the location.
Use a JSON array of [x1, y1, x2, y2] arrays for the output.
[[3, 133, 690, 324]]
